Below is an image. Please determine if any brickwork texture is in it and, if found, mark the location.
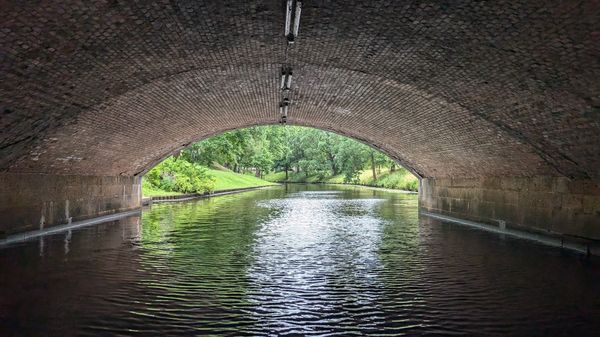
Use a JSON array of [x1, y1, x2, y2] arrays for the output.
[[420, 177, 600, 240], [1, 1, 599, 236], [0, 173, 141, 236], [1, 1, 599, 178]]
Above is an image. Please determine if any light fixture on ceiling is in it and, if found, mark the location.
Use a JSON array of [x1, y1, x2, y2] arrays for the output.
[[279, 99, 290, 124], [280, 69, 286, 89], [280, 67, 293, 90], [286, 71, 293, 89], [280, 98, 290, 115], [282, 98, 290, 110], [284, 0, 293, 38], [284, 0, 302, 44], [292, 1, 302, 38]]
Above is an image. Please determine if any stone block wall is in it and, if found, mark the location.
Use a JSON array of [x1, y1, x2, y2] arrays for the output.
[[0, 173, 141, 236], [420, 177, 600, 240]]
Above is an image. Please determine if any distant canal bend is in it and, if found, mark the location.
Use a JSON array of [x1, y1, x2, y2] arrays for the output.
[[1, 185, 599, 336]]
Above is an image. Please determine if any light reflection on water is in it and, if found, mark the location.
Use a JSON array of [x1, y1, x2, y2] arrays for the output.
[[0, 184, 599, 336], [250, 193, 386, 333]]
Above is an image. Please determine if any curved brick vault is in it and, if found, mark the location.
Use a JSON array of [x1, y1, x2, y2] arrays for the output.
[[1, 0, 599, 179], [1, 1, 599, 240]]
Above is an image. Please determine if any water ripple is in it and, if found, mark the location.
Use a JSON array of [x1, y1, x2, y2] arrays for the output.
[[0, 185, 599, 336]]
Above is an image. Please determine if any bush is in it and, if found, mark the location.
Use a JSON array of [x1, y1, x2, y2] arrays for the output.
[[372, 169, 418, 191], [343, 170, 361, 185], [144, 156, 216, 193]]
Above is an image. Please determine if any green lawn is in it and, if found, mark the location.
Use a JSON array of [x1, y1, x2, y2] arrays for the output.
[[143, 164, 416, 198], [206, 169, 277, 191], [143, 168, 277, 197], [142, 180, 184, 197]]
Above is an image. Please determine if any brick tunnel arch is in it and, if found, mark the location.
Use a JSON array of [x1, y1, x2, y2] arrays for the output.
[[7, 63, 555, 179], [1, 1, 599, 240]]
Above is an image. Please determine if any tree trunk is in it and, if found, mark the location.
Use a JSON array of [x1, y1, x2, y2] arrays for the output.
[[390, 164, 396, 172], [371, 152, 377, 180], [285, 164, 289, 181], [327, 152, 337, 175]]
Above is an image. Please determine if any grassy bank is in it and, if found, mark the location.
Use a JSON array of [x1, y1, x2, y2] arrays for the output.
[[207, 169, 277, 191], [142, 181, 184, 197], [264, 168, 418, 191], [143, 168, 277, 197]]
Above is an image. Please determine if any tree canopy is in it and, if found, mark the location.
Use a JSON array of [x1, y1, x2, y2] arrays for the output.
[[181, 126, 398, 182], [144, 125, 417, 194]]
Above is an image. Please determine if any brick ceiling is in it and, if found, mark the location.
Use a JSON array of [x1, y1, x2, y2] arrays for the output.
[[1, 1, 599, 178]]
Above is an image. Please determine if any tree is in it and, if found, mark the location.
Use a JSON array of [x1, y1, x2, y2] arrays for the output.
[[148, 124, 416, 190], [335, 137, 370, 183]]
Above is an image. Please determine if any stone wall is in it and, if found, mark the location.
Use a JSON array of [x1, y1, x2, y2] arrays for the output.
[[0, 173, 141, 236], [420, 177, 600, 240]]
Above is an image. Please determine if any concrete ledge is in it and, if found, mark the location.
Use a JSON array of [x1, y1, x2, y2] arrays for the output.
[[0, 209, 141, 246], [420, 211, 599, 256], [150, 185, 276, 204], [419, 176, 600, 244], [0, 173, 142, 236]]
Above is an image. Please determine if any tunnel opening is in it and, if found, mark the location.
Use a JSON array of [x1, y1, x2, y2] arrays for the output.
[[139, 125, 420, 200]]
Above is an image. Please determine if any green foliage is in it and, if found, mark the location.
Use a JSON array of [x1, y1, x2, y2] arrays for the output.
[[142, 179, 183, 197], [208, 168, 276, 190], [264, 167, 419, 192], [182, 127, 281, 176], [145, 156, 216, 194], [143, 165, 276, 197], [146, 125, 419, 196], [367, 169, 419, 191]]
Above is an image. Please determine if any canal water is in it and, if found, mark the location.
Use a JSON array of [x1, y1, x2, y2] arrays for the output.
[[1, 184, 599, 336]]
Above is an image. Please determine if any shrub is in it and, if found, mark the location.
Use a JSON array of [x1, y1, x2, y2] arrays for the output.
[[144, 156, 216, 193], [365, 168, 419, 192]]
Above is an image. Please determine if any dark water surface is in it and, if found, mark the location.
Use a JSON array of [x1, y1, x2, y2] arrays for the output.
[[1, 184, 599, 336]]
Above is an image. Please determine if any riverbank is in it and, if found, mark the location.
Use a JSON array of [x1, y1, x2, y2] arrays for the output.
[[142, 166, 417, 200], [145, 185, 276, 205], [142, 168, 277, 198], [264, 168, 419, 192]]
